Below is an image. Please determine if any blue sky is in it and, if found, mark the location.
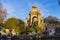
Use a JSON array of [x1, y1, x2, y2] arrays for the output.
[[0, 0, 60, 21]]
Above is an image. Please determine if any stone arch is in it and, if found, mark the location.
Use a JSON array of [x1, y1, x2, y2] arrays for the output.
[[32, 16, 38, 26], [29, 13, 41, 27]]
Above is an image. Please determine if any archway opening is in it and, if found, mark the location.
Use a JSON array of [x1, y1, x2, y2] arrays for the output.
[[32, 16, 38, 26]]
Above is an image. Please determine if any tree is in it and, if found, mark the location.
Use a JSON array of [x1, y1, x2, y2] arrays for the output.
[[18, 19, 25, 30], [30, 23, 44, 33], [28, 27, 34, 33], [44, 16, 58, 24], [3, 17, 21, 34], [44, 16, 60, 31]]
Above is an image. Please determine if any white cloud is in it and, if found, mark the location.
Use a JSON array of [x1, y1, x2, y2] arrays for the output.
[[2, 2, 14, 14], [1, 2, 19, 18], [1, 1, 51, 19], [38, 4, 50, 17], [28, 2, 50, 18]]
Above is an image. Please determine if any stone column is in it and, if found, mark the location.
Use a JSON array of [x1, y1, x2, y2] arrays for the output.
[[30, 15, 33, 25], [38, 14, 40, 27]]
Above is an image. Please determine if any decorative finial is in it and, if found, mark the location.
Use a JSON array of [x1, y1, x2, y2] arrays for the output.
[[32, 5, 37, 10], [32, 5, 37, 8]]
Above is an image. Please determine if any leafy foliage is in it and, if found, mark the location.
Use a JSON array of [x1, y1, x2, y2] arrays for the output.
[[44, 16, 58, 24], [18, 19, 25, 30], [2, 16, 60, 34], [44, 16, 60, 31], [3, 17, 21, 33]]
